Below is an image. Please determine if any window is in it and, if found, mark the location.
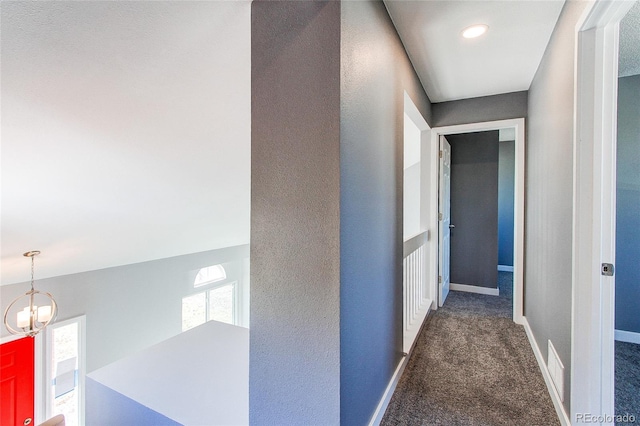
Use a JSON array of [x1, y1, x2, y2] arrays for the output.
[[209, 284, 234, 324], [194, 264, 226, 288], [182, 292, 207, 331], [182, 282, 237, 331], [45, 316, 85, 426]]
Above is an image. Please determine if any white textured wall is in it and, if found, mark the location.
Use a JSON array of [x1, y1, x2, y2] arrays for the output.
[[0, 246, 249, 373]]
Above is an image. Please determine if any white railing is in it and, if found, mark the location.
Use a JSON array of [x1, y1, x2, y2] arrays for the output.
[[403, 231, 430, 354]]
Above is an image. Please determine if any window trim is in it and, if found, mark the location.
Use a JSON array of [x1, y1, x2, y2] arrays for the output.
[[44, 315, 86, 426]]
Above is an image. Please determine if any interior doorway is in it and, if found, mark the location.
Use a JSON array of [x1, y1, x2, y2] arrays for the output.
[[614, 1, 640, 420], [429, 118, 525, 324], [572, 0, 637, 420], [436, 129, 516, 312]]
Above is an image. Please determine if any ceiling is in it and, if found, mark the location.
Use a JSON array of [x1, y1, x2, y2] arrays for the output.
[[1, 1, 251, 285], [384, 0, 566, 103], [2, 0, 632, 286]]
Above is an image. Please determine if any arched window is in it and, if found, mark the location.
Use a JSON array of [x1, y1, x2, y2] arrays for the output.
[[194, 264, 226, 288]]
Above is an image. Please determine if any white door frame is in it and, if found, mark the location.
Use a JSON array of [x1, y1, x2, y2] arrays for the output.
[[571, 0, 634, 422], [429, 118, 525, 324], [44, 315, 87, 425]]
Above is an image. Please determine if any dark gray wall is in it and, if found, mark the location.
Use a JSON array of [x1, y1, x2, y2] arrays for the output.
[[498, 141, 515, 267], [526, 0, 590, 412], [616, 74, 640, 334], [340, 1, 432, 425], [250, 2, 341, 425], [448, 131, 499, 289], [432, 91, 528, 127]]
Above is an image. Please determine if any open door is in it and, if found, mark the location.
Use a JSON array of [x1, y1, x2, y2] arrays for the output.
[[438, 135, 452, 306]]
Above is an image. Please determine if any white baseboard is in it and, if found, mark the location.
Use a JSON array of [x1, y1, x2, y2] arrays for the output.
[[498, 265, 514, 272], [522, 318, 570, 426], [369, 305, 432, 425], [615, 329, 640, 344], [450, 283, 499, 296], [367, 354, 408, 426]]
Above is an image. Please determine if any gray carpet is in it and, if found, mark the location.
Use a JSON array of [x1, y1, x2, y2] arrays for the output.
[[615, 340, 640, 423], [381, 272, 559, 426]]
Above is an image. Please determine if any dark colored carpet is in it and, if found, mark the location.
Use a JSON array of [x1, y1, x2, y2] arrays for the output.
[[381, 272, 559, 426], [615, 340, 640, 423]]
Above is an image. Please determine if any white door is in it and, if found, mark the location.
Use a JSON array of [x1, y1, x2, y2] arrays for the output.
[[439, 136, 452, 306]]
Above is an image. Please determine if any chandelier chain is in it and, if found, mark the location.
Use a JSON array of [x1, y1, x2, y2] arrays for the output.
[[30, 255, 35, 291]]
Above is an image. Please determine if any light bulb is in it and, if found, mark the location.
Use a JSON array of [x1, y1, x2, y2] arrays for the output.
[[462, 24, 489, 39]]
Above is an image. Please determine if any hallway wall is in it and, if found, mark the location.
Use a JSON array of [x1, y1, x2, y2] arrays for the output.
[[447, 131, 499, 289], [341, 1, 432, 424], [525, 0, 591, 413], [250, 1, 433, 424], [431, 91, 528, 127], [498, 141, 515, 267], [250, 2, 342, 424], [616, 74, 640, 335]]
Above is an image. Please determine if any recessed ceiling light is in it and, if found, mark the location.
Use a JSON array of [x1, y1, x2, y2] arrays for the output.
[[462, 24, 489, 39]]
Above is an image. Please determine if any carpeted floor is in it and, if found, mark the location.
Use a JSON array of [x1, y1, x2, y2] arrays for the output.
[[615, 340, 640, 423], [381, 272, 559, 426]]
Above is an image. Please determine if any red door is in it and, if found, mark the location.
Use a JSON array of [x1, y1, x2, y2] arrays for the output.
[[1, 337, 34, 426]]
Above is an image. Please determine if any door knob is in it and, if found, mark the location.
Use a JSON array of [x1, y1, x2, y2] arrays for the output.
[[449, 224, 455, 229], [24, 418, 32, 426]]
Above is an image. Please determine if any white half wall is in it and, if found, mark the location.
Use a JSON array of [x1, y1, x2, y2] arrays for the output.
[[615, 330, 640, 344], [88, 320, 249, 426]]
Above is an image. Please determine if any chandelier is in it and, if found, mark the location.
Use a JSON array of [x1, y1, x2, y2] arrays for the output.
[[3, 251, 58, 337]]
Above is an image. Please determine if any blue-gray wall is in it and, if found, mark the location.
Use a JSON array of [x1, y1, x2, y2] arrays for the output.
[[250, 2, 433, 424], [498, 141, 515, 267], [86, 378, 181, 426], [340, 2, 432, 424], [431, 91, 528, 127], [526, 0, 590, 412], [448, 131, 499, 289], [616, 74, 640, 334], [250, 2, 342, 425]]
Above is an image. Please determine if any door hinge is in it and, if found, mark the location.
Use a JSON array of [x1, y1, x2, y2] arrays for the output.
[[439, 150, 443, 158], [438, 275, 442, 283], [601, 263, 614, 276], [439, 213, 443, 221]]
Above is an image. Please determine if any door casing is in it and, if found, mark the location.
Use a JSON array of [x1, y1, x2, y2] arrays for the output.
[[429, 118, 525, 324], [571, 0, 635, 421], [438, 135, 451, 306]]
